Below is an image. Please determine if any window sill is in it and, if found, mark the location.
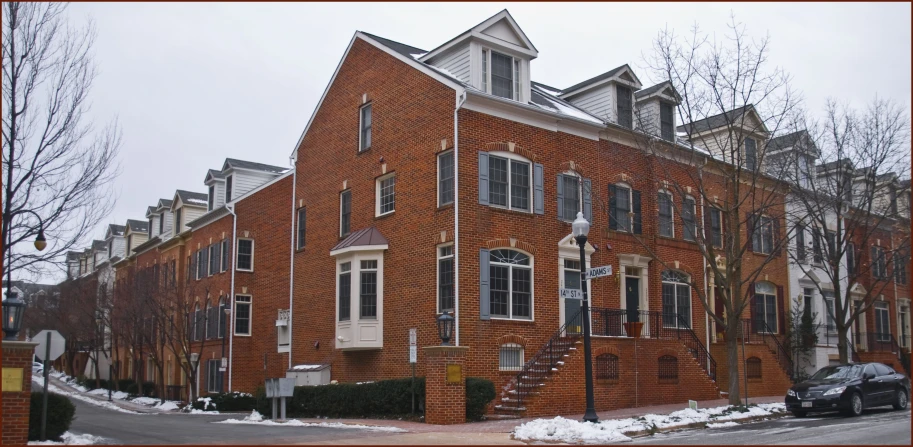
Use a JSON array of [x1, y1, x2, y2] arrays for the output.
[[489, 317, 535, 323], [233, 333, 252, 337], [357, 147, 372, 155], [374, 211, 395, 220], [499, 369, 523, 375], [237, 269, 254, 273], [437, 202, 454, 211], [485, 205, 533, 217], [295, 247, 306, 254]]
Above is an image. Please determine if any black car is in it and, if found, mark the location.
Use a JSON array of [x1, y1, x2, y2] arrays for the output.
[[785, 362, 910, 417]]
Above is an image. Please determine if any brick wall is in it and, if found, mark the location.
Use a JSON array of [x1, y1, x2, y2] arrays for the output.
[[423, 346, 468, 425], [711, 342, 792, 398], [3, 341, 38, 445]]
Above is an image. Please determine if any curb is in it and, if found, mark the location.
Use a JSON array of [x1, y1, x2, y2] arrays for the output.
[[623, 412, 791, 438]]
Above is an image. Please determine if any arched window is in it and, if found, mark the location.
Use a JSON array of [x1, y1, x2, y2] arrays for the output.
[[499, 343, 524, 371], [746, 357, 762, 379], [490, 249, 533, 320], [596, 354, 619, 380], [754, 282, 777, 333], [661, 270, 691, 328], [658, 355, 678, 381]]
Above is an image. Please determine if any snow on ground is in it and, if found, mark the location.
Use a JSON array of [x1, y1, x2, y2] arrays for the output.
[[27, 432, 108, 445], [31, 376, 142, 415], [513, 403, 786, 444], [706, 421, 740, 428], [87, 388, 129, 400], [214, 411, 408, 432], [130, 397, 181, 411]]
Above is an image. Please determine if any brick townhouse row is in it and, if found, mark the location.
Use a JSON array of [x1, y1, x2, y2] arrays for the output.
[[62, 10, 911, 415]]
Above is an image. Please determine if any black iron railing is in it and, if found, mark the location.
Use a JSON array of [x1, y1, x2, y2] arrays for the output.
[[855, 332, 896, 353], [739, 319, 795, 381], [165, 385, 185, 402], [589, 308, 716, 382], [510, 308, 583, 410]]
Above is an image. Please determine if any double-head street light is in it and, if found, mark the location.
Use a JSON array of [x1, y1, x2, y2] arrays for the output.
[[3, 210, 47, 340], [572, 212, 599, 423]]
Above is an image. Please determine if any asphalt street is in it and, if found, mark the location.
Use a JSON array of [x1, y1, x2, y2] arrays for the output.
[[632, 407, 911, 445]]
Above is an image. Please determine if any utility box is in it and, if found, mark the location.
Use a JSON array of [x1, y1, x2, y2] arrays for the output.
[[265, 378, 295, 398], [286, 364, 331, 386]]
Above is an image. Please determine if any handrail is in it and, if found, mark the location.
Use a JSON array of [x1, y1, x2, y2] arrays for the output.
[[511, 308, 583, 410], [890, 334, 911, 375], [739, 319, 794, 381], [675, 313, 717, 381]]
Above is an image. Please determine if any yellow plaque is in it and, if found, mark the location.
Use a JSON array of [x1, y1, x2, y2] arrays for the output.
[[2, 368, 24, 392], [446, 364, 461, 384]]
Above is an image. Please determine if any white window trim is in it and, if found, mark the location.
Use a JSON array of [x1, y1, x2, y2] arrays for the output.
[[236, 238, 254, 272], [334, 250, 385, 350], [754, 215, 775, 255], [234, 295, 252, 337], [277, 309, 291, 353], [375, 172, 396, 217], [436, 243, 455, 314], [359, 102, 372, 152], [481, 48, 521, 101], [296, 207, 306, 250], [682, 195, 697, 241], [437, 150, 454, 207], [661, 270, 692, 329], [754, 282, 778, 334], [499, 343, 525, 371], [559, 170, 583, 222], [614, 182, 634, 233], [220, 239, 229, 272], [617, 254, 651, 331], [488, 151, 533, 213], [340, 189, 352, 237], [225, 175, 233, 203], [658, 189, 674, 238], [489, 248, 535, 322], [208, 244, 218, 276]]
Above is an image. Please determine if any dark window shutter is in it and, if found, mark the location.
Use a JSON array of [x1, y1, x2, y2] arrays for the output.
[[533, 163, 544, 214], [556, 175, 565, 220], [632, 190, 642, 234], [608, 185, 617, 230], [479, 249, 490, 320], [478, 152, 489, 205], [776, 285, 785, 334], [746, 212, 755, 252], [772, 217, 781, 257], [703, 205, 712, 242], [748, 282, 757, 333], [583, 179, 593, 223]]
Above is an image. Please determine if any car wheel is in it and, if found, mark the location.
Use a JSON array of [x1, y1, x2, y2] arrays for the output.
[[792, 411, 807, 418], [892, 389, 908, 410], [844, 392, 863, 417]]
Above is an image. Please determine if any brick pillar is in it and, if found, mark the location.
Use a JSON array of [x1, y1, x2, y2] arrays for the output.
[[423, 345, 469, 425], [3, 340, 39, 445]]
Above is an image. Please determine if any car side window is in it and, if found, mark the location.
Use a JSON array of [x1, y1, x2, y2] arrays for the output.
[[873, 363, 893, 376], [862, 365, 875, 378]]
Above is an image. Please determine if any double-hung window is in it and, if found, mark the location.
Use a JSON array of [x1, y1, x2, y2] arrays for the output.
[[660, 102, 674, 141], [795, 223, 806, 262], [438, 246, 454, 313], [234, 295, 251, 336], [158, 214, 164, 235], [751, 215, 774, 255], [220, 239, 229, 272], [846, 242, 856, 275], [297, 207, 306, 249], [438, 151, 454, 206], [225, 176, 233, 203], [559, 174, 581, 221], [208, 244, 219, 276], [340, 190, 352, 237], [236, 239, 253, 271], [147, 218, 153, 238], [744, 138, 757, 171], [489, 155, 530, 211], [196, 249, 206, 280], [682, 197, 696, 241], [871, 246, 887, 279], [896, 256, 907, 285], [875, 301, 890, 341], [338, 262, 351, 321], [823, 291, 836, 332], [609, 185, 641, 233], [661, 270, 691, 328], [482, 50, 520, 101], [359, 103, 372, 152], [616, 84, 633, 128], [174, 209, 182, 234], [376, 174, 395, 216], [658, 191, 673, 237], [360, 260, 378, 318], [489, 249, 532, 320], [707, 207, 723, 248], [753, 282, 778, 333], [208, 186, 214, 211]]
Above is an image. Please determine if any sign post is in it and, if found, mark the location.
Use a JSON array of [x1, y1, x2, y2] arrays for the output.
[[34, 330, 65, 442], [409, 328, 417, 415]]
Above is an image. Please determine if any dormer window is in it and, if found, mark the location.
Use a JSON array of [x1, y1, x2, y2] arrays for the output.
[[482, 49, 521, 101], [148, 218, 153, 238], [225, 176, 233, 203], [745, 138, 757, 171], [174, 208, 182, 234], [208, 185, 215, 211], [660, 102, 674, 141], [158, 214, 164, 234], [616, 84, 633, 128]]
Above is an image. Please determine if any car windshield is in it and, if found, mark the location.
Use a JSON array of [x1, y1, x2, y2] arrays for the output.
[[809, 365, 864, 380]]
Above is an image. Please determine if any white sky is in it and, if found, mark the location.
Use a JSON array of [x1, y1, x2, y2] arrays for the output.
[[60, 2, 910, 275]]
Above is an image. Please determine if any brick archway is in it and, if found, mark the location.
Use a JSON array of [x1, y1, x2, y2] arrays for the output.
[[484, 239, 537, 256]]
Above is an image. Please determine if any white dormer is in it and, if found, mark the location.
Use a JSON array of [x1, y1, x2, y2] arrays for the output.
[[204, 169, 227, 211], [634, 81, 681, 142], [145, 206, 160, 239], [420, 10, 537, 104], [559, 64, 643, 128], [170, 190, 209, 235], [219, 159, 286, 203], [123, 220, 150, 257], [156, 199, 174, 238]]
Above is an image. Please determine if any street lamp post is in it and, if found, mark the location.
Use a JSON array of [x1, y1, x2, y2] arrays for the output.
[[3, 209, 47, 340], [572, 212, 599, 423]]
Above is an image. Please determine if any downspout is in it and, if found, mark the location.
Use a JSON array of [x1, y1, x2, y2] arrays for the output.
[[454, 90, 467, 346], [702, 195, 711, 371], [227, 202, 237, 391], [288, 159, 297, 369]]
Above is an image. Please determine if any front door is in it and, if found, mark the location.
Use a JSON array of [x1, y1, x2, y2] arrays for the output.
[[626, 277, 640, 323]]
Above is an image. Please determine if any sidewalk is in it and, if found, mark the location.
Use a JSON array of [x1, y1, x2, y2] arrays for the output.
[[44, 375, 167, 414], [289, 395, 785, 444]]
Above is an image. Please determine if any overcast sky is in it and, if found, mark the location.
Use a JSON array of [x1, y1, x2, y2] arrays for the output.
[[60, 2, 910, 277]]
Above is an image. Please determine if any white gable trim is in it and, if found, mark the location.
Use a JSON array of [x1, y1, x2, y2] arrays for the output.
[[463, 91, 602, 141], [420, 10, 537, 63], [291, 32, 465, 161], [560, 66, 643, 99]]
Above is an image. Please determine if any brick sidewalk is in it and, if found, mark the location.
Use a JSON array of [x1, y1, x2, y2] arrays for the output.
[[291, 395, 785, 434]]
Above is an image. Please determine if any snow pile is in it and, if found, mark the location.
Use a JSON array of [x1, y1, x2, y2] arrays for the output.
[[28, 432, 107, 445], [130, 397, 181, 412], [87, 388, 129, 400], [31, 375, 141, 415], [215, 411, 407, 432], [513, 403, 786, 444]]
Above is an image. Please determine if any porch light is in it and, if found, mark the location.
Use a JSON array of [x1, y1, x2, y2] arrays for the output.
[[437, 311, 454, 346], [2, 291, 26, 340]]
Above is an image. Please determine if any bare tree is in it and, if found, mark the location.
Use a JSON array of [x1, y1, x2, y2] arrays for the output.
[[615, 16, 804, 405], [782, 98, 910, 365], [2, 2, 121, 282]]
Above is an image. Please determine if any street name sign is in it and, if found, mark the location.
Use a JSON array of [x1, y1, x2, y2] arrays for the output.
[[559, 288, 584, 300], [586, 265, 613, 279]]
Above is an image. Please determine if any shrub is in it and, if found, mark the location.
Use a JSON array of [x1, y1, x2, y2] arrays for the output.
[[29, 392, 75, 441], [266, 377, 425, 419], [141, 382, 157, 397], [465, 377, 496, 421], [125, 383, 140, 396], [191, 392, 256, 412], [116, 379, 136, 392]]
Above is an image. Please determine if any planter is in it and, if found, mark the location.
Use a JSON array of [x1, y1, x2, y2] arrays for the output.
[[624, 322, 644, 339]]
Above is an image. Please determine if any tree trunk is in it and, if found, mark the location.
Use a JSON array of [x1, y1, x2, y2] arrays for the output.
[[837, 324, 850, 364], [726, 321, 742, 405]]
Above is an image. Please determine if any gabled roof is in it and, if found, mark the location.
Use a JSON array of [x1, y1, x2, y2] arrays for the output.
[[361, 32, 427, 60], [529, 84, 605, 125], [560, 64, 643, 98], [418, 9, 538, 63], [677, 104, 768, 136], [634, 81, 681, 103], [330, 227, 389, 253], [145, 206, 157, 217], [106, 224, 125, 237], [767, 130, 818, 156], [92, 240, 107, 251], [66, 251, 81, 261], [816, 158, 855, 174], [156, 199, 173, 211], [205, 169, 226, 183], [222, 158, 287, 175], [173, 190, 209, 208], [125, 219, 149, 233]]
